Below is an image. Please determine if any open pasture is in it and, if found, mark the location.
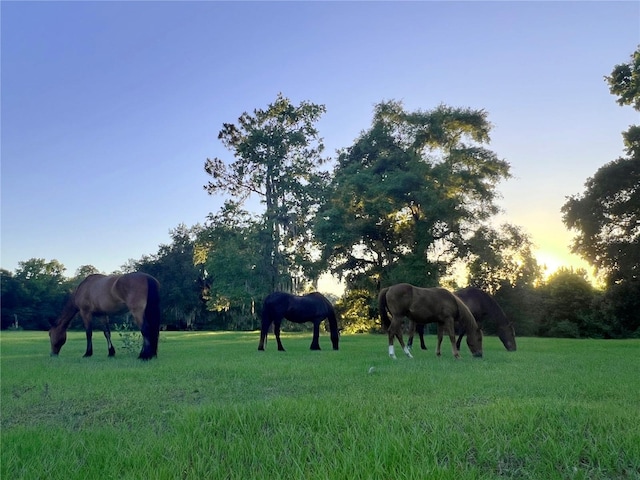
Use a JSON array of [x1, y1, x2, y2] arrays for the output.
[[1, 331, 639, 479]]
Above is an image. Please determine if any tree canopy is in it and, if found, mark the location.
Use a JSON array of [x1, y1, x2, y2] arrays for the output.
[[562, 46, 640, 336], [204, 94, 329, 293], [314, 101, 513, 291]]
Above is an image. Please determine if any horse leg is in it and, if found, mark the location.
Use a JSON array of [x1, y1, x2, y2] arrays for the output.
[[258, 321, 268, 350], [130, 309, 154, 360], [103, 316, 116, 357], [407, 321, 415, 351], [274, 319, 285, 351], [408, 322, 424, 354], [394, 319, 412, 359], [455, 333, 464, 351], [310, 320, 321, 350], [419, 324, 427, 350], [81, 312, 93, 357], [445, 318, 461, 359], [436, 324, 444, 357], [387, 328, 397, 359]]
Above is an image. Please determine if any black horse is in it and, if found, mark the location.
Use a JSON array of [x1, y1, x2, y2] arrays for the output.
[[258, 292, 340, 351], [409, 287, 516, 352]]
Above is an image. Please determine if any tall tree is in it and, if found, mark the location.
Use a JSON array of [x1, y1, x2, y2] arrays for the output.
[[204, 94, 328, 292], [562, 46, 640, 336], [315, 101, 511, 291], [562, 48, 640, 285]]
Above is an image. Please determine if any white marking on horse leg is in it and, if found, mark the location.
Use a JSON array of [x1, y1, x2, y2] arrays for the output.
[[403, 345, 414, 358], [388, 345, 397, 359]]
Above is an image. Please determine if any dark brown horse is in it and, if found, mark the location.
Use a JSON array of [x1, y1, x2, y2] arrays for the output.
[[379, 283, 483, 359], [258, 292, 339, 352], [409, 286, 516, 352], [49, 272, 161, 360]]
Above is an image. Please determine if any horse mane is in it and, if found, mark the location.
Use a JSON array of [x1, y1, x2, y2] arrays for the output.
[[482, 290, 509, 326], [51, 292, 79, 329], [453, 294, 479, 333], [463, 287, 509, 326]]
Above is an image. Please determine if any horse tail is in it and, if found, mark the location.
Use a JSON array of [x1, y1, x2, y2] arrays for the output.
[[143, 277, 161, 356], [258, 297, 273, 350], [378, 287, 391, 330], [326, 300, 340, 350]]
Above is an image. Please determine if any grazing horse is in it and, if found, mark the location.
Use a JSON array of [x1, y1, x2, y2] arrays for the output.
[[378, 283, 483, 359], [49, 273, 161, 360], [409, 287, 516, 352], [258, 292, 339, 352]]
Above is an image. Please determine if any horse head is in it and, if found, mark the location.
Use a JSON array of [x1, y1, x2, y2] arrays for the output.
[[48, 323, 67, 356], [498, 323, 517, 351], [467, 326, 484, 358]]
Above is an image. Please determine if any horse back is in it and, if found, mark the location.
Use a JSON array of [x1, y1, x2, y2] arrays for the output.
[[73, 274, 123, 314], [386, 284, 458, 323], [75, 273, 154, 315], [456, 287, 506, 323], [112, 273, 158, 310], [288, 293, 332, 321]]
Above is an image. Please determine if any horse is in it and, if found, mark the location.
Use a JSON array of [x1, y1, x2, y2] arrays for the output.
[[49, 272, 161, 360], [378, 283, 483, 359], [258, 292, 340, 352], [408, 286, 516, 352]]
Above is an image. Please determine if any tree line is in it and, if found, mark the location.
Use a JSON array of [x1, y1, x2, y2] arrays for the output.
[[2, 48, 638, 339]]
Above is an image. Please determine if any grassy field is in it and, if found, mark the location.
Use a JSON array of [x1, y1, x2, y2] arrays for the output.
[[1, 330, 639, 479]]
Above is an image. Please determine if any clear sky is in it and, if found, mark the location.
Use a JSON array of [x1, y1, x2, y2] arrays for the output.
[[2, 1, 639, 287]]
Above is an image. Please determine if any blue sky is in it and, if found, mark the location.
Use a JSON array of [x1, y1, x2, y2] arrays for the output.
[[2, 1, 639, 286]]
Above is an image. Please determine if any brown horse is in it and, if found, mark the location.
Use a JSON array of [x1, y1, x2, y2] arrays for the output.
[[49, 272, 161, 360], [409, 286, 516, 352], [258, 292, 339, 352], [378, 283, 483, 359]]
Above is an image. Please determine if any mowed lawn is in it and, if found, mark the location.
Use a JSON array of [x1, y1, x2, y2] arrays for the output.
[[1, 330, 639, 479]]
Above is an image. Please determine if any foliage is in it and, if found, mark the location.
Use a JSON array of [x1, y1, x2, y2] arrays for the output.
[[605, 45, 640, 110], [562, 46, 640, 336], [1, 259, 71, 330], [114, 315, 142, 354], [204, 94, 329, 293], [493, 283, 542, 337], [198, 202, 268, 329], [2, 332, 639, 479], [126, 224, 210, 330], [334, 289, 378, 334], [466, 224, 542, 292], [314, 101, 512, 296], [538, 268, 596, 338]]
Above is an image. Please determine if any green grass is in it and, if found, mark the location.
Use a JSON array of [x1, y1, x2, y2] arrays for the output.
[[1, 330, 639, 479]]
